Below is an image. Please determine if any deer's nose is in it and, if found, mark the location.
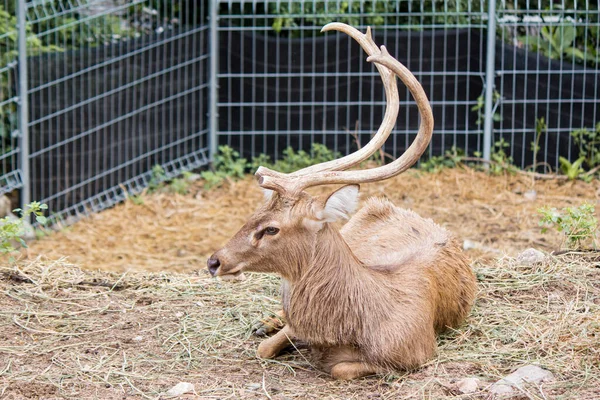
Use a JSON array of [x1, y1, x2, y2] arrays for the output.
[[207, 255, 221, 276]]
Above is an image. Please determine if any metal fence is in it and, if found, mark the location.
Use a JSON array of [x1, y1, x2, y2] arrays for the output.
[[1, 0, 210, 225], [215, 0, 599, 170], [1, 0, 598, 226]]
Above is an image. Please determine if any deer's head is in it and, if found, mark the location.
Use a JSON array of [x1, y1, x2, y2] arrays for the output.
[[207, 23, 434, 280]]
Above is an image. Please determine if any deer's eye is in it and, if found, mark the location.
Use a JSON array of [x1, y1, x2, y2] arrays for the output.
[[264, 227, 280, 235]]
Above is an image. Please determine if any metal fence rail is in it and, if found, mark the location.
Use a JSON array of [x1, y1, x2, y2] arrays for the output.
[[0, 0, 598, 226]]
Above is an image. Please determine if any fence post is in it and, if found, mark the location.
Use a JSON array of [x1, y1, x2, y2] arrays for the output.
[[208, 0, 219, 161], [482, 0, 497, 162], [17, 0, 30, 207]]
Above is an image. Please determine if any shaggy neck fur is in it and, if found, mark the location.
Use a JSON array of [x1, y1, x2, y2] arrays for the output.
[[283, 223, 388, 346]]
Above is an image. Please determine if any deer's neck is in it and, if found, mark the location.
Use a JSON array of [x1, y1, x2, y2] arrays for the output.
[[283, 224, 384, 345]]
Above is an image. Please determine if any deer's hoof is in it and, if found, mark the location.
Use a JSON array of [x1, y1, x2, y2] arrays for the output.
[[256, 341, 279, 359]]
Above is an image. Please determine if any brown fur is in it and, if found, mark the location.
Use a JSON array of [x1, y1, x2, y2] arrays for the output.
[[210, 189, 477, 379]]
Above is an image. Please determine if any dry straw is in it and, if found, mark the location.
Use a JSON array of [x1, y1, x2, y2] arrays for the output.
[[0, 168, 599, 398], [0, 252, 598, 398]]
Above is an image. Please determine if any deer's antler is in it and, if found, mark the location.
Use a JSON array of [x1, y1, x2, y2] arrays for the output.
[[255, 23, 434, 196]]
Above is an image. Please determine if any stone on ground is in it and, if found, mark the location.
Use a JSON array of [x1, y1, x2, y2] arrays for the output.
[[490, 365, 555, 395]]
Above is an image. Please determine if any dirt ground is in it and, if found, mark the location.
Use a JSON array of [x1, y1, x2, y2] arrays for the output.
[[1, 168, 599, 399]]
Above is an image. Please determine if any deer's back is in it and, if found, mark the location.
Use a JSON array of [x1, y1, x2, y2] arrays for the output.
[[341, 197, 450, 268], [341, 197, 477, 332]]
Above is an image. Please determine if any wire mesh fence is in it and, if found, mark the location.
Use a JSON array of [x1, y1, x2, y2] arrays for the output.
[[215, 0, 490, 163], [0, 1, 22, 195], [2, 0, 210, 224], [494, 1, 599, 170], [215, 0, 599, 171], [0, 0, 598, 226]]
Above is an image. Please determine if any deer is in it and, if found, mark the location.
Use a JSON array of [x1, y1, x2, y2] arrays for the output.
[[207, 22, 477, 380]]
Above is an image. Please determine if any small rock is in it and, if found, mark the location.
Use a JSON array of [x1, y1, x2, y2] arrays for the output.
[[516, 248, 546, 265], [175, 312, 185, 318], [523, 190, 537, 201], [176, 249, 187, 257], [490, 365, 555, 395], [455, 377, 480, 394], [132, 336, 144, 342], [246, 383, 261, 391], [463, 240, 478, 250], [165, 382, 195, 397]]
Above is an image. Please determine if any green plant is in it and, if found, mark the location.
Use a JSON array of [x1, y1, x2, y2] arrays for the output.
[[168, 171, 194, 195], [0, 201, 47, 255], [129, 195, 144, 206], [269, 143, 340, 173], [201, 144, 340, 190], [538, 203, 598, 249], [200, 145, 248, 189], [219, 0, 482, 38], [249, 153, 272, 173], [148, 165, 167, 192], [571, 122, 600, 170], [559, 156, 587, 181], [420, 146, 465, 173], [530, 117, 546, 171], [471, 90, 502, 126], [519, 24, 599, 66], [489, 138, 516, 175]]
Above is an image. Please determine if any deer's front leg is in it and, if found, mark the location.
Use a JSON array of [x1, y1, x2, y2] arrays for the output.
[[256, 324, 295, 359], [255, 309, 286, 337]]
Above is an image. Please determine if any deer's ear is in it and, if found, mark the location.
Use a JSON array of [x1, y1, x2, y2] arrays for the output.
[[321, 185, 360, 222]]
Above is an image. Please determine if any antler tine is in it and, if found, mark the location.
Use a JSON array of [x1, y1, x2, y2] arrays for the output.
[[257, 23, 399, 179], [257, 44, 433, 196]]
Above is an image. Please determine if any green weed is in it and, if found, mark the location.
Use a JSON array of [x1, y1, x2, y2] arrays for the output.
[[539, 203, 598, 249]]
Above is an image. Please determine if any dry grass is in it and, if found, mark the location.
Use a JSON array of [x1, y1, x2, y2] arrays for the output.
[[0, 252, 598, 399], [2, 168, 599, 398], [23, 168, 600, 273]]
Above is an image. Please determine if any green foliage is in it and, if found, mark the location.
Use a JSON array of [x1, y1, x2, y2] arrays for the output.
[[0, 201, 47, 255], [519, 24, 599, 66], [200, 146, 248, 189], [1, 5, 62, 152], [262, 143, 340, 174], [43, 14, 135, 50], [270, 1, 395, 35], [218, 0, 481, 37], [130, 195, 144, 206], [420, 146, 465, 173], [571, 123, 600, 170], [489, 138, 517, 175], [471, 90, 502, 126], [201, 144, 339, 189], [538, 203, 598, 249], [559, 156, 587, 181], [167, 171, 194, 195], [530, 117, 546, 171], [504, 0, 600, 67], [148, 165, 167, 192], [145, 167, 197, 195]]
